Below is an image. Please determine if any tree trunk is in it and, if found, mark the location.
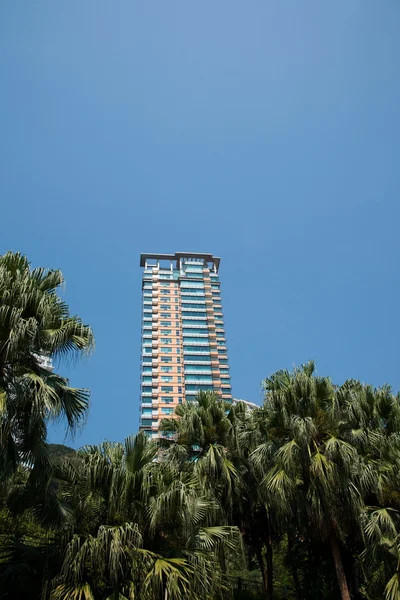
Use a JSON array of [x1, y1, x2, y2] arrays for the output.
[[287, 534, 301, 600], [219, 546, 227, 573], [266, 536, 273, 599], [329, 531, 351, 600], [255, 544, 269, 598]]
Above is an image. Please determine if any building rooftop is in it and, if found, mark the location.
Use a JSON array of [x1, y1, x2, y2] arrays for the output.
[[140, 252, 220, 271], [232, 397, 259, 410]]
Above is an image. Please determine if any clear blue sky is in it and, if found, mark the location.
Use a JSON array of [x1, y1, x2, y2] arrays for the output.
[[1, 1, 399, 447]]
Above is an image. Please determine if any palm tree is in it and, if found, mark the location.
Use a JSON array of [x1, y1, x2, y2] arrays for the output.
[[0, 251, 94, 483], [162, 393, 280, 598], [45, 431, 238, 599], [238, 403, 287, 599], [361, 506, 400, 600], [253, 361, 379, 600]]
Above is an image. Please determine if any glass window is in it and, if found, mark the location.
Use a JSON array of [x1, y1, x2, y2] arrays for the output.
[[161, 375, 173, 382], [177, 367, 181, 373], [142, 386, 152, 394], [185, 384, 214, 391], [142, 376, 152, 383], [161, 290, 170, 295], [161, 283, 170, 287], [161, 338, 171, 344], [141, 419, 152, 427], [181, 312, 207, 318], [143, 347, 153, 354], [142, 408, 152, 415], [181, 304, 206, 309], [160, 313, 171, 318], [161, 407, 173, 415], [220, 359, 228, 364], [180, 282, 204, 289], [161, 330, 171, 335], [143, 357, 152, 363], [183, 329, 209, 335], [183, 346, 210, 353], [161, 386, 173, 392], [185, 374, 213, 382], [161, 347, 172, 353], [183, 338, 209, 344], [161, 356, 172, 363], [180, 294, 205, 300], [184, 266, 203, 273], [178, 397, 183, 404], [143, 366, 152, 373], [177, 357, 181, 363], [184, 366, 212, 373], [161, 366, 172, 372], [184, 356, 212, 363], [178, 376, 181, 383], [176, 348, 180, 354], [160, 321, 171, 326], [161, 396, 173, 403]]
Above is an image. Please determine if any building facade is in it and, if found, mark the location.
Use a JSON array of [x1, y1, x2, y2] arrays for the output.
[[139, 252, 232, 438]]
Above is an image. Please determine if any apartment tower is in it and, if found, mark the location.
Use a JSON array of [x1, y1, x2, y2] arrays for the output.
[[139, 252, 232, 438]]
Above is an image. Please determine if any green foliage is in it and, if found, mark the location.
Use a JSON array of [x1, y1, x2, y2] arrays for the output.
[[0, 251, 93, 490], [2, 252, 400, 599], [48, 444, 77, 468]]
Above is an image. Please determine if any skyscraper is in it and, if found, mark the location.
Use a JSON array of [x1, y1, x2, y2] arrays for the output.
[[139, 252, 232, 438]]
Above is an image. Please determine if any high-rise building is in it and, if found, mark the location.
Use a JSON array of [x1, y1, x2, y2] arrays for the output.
[[139, 252, 232, 438]]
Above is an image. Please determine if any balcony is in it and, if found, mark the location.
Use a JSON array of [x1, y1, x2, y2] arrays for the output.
[[184, 379, 213, 385], [184, 360, 212, 365], [184, 370, 213, 375]]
